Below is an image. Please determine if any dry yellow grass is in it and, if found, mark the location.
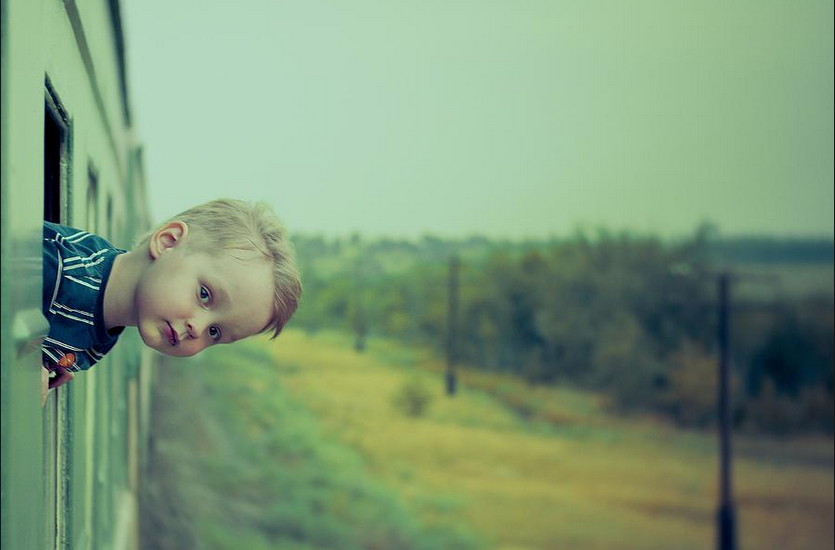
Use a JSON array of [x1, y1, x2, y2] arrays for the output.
[[266, 330, 834, 550]]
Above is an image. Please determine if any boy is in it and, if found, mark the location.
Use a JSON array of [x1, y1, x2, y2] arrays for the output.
[[42, 198, 302, 397]]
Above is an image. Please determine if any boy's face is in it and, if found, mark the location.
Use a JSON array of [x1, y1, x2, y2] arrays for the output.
[[134, 222, 275, 357]]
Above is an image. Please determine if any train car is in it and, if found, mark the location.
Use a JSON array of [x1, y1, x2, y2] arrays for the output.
[[1, 0, 154, 549]]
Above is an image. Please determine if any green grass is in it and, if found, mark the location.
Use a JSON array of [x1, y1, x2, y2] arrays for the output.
[[141, 329, 834, 550], [269, 329, 834, 550], [140, 342, 481, 550]]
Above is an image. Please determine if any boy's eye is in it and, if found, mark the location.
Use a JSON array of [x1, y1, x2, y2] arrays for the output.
[[208, 326, 222, 342], [199, 285, 211, 305]]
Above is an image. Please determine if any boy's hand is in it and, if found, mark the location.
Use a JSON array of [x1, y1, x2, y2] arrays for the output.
[[42, 362, 74, 406], [49, 365, 74, 389]]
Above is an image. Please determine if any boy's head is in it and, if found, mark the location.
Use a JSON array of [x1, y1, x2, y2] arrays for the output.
[[133, 199, 302, 356]]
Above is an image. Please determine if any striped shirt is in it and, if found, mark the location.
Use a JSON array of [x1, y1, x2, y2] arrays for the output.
[[42, 221, 126, 372]]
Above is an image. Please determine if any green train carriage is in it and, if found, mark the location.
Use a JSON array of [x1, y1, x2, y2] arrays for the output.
[[2, 0, 155, 549]]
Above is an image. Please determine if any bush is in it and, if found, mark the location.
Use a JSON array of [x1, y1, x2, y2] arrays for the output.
[[393, 375, 435, 418]]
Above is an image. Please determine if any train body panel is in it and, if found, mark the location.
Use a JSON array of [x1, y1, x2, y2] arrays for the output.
[[1, 1, 153, 549]]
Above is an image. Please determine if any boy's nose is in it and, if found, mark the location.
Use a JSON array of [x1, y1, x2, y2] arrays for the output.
[[186, 314, 209, 339]]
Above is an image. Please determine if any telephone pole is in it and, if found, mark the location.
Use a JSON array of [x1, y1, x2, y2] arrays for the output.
[[446, 255, 460, 396], [717, 272, 736, 550]]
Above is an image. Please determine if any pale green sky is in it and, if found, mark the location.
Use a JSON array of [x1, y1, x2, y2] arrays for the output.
[[122, 0, 833, 239]]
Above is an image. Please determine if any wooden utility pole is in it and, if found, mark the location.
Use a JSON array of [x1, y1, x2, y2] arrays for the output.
[[717, 273, 736, 550], [352, 250, 366, 352], [446, 255, 459, 396]]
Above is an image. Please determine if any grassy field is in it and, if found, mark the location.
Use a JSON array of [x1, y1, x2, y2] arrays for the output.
[[141, 329, 834, 550], [140, 341, 479, 550], [268, 330, 833, 550]]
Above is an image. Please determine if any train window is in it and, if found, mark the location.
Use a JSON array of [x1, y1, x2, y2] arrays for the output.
[[87, 166, 99, 232], [84, 164, 101, 545], [44, 80, 70, 224], [44, 78, 72, 549], [106, 194, 113, 240]]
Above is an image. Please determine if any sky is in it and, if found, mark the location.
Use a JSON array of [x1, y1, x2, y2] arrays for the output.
[[121, 0, 833, 240]]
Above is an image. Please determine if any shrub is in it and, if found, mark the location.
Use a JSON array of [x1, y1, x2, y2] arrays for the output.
[[393, 375, 435, 418]]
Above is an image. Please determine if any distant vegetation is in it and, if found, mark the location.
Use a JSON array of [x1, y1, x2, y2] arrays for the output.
[[708, 235, 834, 264], [290, 227, 834, 434]]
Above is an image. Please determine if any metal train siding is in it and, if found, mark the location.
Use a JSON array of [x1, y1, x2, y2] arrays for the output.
[[2, 1, 155, 549]]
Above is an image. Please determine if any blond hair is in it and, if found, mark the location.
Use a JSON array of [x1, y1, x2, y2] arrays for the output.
[[136, 199, 302, 338]]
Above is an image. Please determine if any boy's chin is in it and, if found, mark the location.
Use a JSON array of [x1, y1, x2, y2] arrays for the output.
[[139, 325, 202, 357], [138, 327, 189, 357], [137, 323, 206, 357]]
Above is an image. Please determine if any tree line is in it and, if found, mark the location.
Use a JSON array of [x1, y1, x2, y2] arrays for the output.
[[291, 228, 834, 434]]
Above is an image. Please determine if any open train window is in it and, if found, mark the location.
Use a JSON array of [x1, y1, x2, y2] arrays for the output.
[[106, 194, 113, 240], [44, 78, 72, 549], [44, 80, 69, 224], [87, 166, 99, 231]]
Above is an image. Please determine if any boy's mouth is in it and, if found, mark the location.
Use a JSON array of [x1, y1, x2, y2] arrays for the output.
[[166, 322, 178, 346]]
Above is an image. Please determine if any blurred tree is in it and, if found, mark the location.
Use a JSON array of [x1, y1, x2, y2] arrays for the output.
[[659, 341, 721, 427], [290, 228, 834, 433]]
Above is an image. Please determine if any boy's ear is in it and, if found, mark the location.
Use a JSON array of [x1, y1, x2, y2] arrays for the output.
[[149, 221, 189, 260]]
